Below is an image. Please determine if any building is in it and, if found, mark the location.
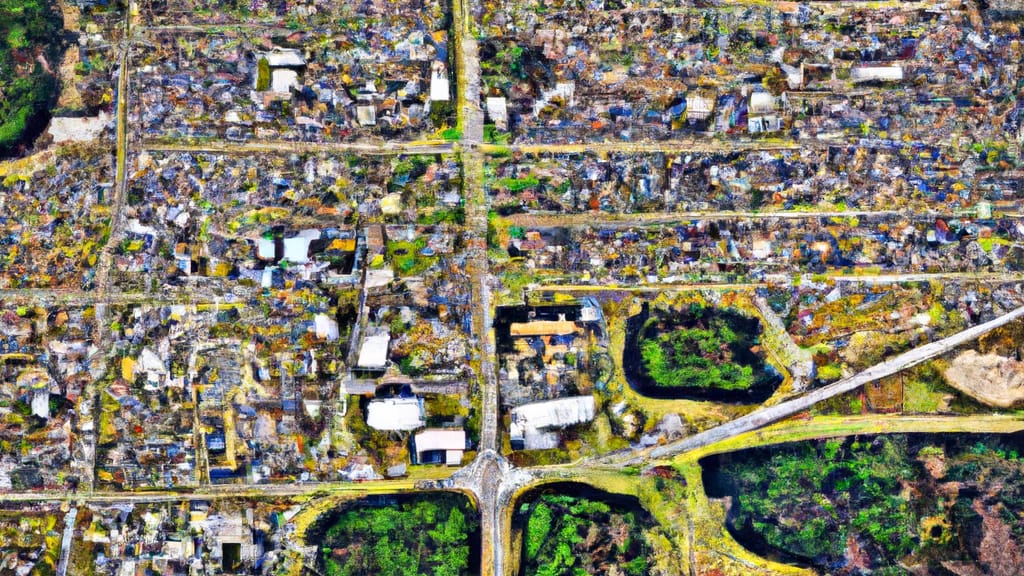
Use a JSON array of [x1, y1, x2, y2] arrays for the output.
[[685, 91, 716, 122], [412, 429, 466, 465], [357, 331, 391, 370], [851, 66, 903, 83], [366, 397, 425, 431], [510, 395, 596, 450], [509, 319, 579, 337]]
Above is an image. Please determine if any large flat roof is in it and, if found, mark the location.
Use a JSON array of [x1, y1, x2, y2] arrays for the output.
[[367, 398, 424, 431]]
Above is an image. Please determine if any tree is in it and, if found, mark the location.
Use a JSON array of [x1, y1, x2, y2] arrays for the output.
[[0, 0, 62, 154], [256, 57, 271, 91]]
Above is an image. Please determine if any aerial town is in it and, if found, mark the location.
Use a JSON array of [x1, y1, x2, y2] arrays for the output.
[[0, 0, 1022, 574]]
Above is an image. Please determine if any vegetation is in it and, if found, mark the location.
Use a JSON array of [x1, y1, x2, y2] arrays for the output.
[[0, 0, 63, 155], [517, 492, 652, 576], [320, 494, 478, 576], [256, 57, 271, 91], [387, 238, 438, 276], [638, 304, 768, 391], [706, 435, 1024, 574], [0, 512, 62, 576]]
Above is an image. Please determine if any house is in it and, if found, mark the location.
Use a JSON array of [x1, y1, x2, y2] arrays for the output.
[[752, 239, 773, 260], [357, 105, 377, 126], [263, 48, 305, 68], [748, 92, 782, 134], [509, 319, 579, 337], [282, 230, 321, 264], [685, 91, 716, 121], [412, 429, 466, 465], [430, 62, 450, 102], [532, 82, 576, 117], [366, 397, 425, 431], [988, 0, 1024, 16], [256, 48, 306, 95], [201, 514, 256, 571], [314, 314, 339, 341], [851, 66, 903, 83], [486, 97, 508, 130], [509, 395, 596, 450], [357, 331, 390, 370]]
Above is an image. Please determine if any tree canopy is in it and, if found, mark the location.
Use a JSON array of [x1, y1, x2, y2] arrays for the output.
[[321, 494, 479, 576], [639, 304, 763, 390], [0, 0, 63, 155]]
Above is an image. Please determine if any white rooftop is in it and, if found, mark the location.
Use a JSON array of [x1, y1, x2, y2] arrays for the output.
[[367, 397, 424, 431], [271, 69, 299, 94], [264, 48, 306, 67], [851, 66, 903, 83], [510, 396, 596, 448], [414, 429, 466, 452], [430, 68, 450, 102], [314, 314, 339, 341], [357, 332, 391, 368], [415, 429, 466, 465]]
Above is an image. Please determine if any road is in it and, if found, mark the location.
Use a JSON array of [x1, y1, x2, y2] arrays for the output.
[[479, 139, 802, 155], [504, 209, 918, 229], [679, 414, 1024, 462], [75, 6, 133, 493], [451, 0, 511, 573], [55, 507, 77, 576], [141, 138, 456, 156]]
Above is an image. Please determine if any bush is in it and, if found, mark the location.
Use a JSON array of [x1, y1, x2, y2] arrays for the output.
[[256, 57, 271, 91], [638, 305, 766, 390]]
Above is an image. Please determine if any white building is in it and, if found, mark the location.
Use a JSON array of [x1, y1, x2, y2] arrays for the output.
[[367, 397, 425, 431], [851, 65, 903, 83], [413, 429, 466, 465], [357, 332, 391, 370], [510, 396, 596, 450]]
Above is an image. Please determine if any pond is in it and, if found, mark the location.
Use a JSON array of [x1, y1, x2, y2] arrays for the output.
[[623, 302, 781, 403], [307, 492, 481, 576], [512, 482, 655, 576]]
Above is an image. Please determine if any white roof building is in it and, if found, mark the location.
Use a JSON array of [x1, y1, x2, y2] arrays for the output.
[[367, 397, 425, 431], [271, 69, 299, 94], [510, 396, 596, 450], [282, 229, 320, 264], [686, 92, 715, 120], [413, 429, 466, 465], [749, 92, 777, 115], [851, 66, 903, 83], [357, 332, 390, 369], [314, 314, 339, 341], [486, 97, 508, 130], [430, 63, 450, 102], [263, 48, 306, 68], [47, 112, 112, 143]]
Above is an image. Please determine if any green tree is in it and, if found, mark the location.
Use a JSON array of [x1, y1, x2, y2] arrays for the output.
[[0, 0, 62, 154], [256, 57, 271, 91]]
